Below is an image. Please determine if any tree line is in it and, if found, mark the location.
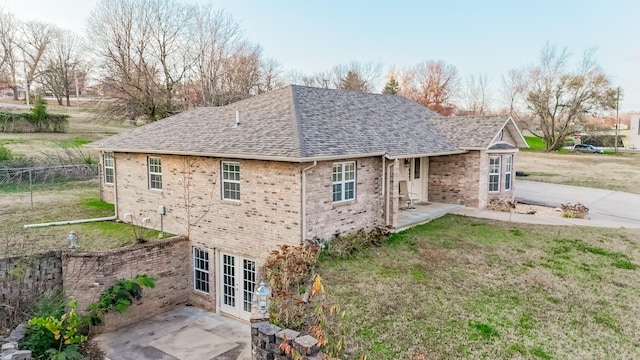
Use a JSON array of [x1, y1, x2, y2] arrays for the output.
[[0, 0, 619, 151]]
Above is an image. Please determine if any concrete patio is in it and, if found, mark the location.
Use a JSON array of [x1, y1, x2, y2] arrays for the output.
[[94, 306, 251, 360], [395, 202, 462, 231]]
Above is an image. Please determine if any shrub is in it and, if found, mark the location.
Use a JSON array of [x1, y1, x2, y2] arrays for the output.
[[87, 274, 156, 325], [561, 203, 589, 218], [322, 227, 390, 260], [25, 300, 88, 360], [0, 144, 12, 161], [20, 287, 67, 357], [265, 241, 320, 330], [487, 199, 516, 213]]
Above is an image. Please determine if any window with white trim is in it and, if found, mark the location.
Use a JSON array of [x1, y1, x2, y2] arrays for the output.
[[414, 158, 421, 179], [104, 152, 114, 184], [504, 155, 513, 191], [193, 247, 209, 293], [332, 161, 356, 202], [222, 161, 240, 200], [489, 156, 500, 192], [148, 156, 162, 190]]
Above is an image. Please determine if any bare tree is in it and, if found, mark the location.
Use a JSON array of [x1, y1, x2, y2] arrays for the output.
[[398, 60, 459, 115], [17, 21, 57, 92], [458, 72, 490, 115], [40, 31, 85, 106], [509, 45, 617, 151], [88, 0, 280, 120], [0, 8, 20, 99]]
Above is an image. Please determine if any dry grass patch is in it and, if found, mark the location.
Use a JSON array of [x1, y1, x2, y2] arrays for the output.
[[517, 151, 640, 194], [319, 215, 640, 359]]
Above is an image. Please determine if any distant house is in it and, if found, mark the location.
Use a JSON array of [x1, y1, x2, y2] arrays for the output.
[[89, 85, 527, 320]]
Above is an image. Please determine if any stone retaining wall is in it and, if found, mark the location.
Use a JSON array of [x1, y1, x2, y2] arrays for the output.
[[0, 251, 63, 328], [251, 322, 322, 360]]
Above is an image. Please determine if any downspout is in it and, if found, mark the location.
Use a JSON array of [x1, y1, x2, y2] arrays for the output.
[[301, 161, 317, 244], [24, 152, 120, 228]]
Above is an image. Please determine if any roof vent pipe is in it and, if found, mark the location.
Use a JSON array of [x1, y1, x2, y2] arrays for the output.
[[233, 110, 240, 128]]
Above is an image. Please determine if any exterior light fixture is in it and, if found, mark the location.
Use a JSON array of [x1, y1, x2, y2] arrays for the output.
[[67, 231, 78, 252], [255, 281, 271, 314]]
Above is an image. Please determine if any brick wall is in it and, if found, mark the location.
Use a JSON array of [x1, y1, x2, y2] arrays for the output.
[[0, 252, 62, 327], [304, 157, 384, 240], [62, 236, 190, 333], [111, 153, 305, 313], [428, 152, 482, 207], [112, 154, 303, 256]]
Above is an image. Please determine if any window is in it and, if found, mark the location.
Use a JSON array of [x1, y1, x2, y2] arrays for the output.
[[489, 156, 500, 192], [104, 152, 114, 184], [193, 248, 209, 293], [413, 158, 421, 180], [222, 162, 240, 200], [148, 156, 162, 190], [504, 155, 513, 191], [332, 161, 356, 202]]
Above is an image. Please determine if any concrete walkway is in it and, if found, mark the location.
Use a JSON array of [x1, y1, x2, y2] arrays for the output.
[[453, 181, 640, 228], [93, 307, 251, 360]]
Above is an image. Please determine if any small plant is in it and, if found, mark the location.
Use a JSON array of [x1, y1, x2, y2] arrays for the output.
[[468, 320, 500, 341], [561, 202, 589, 219], [87, 274, 156, 325], [27, 300, 88, 360], [487, 199, 516, 213]]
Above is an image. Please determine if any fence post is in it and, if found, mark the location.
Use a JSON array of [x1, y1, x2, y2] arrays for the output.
[[29, 169, 33, 210]]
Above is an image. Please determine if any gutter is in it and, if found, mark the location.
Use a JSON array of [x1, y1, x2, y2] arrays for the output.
[[301, 161, 317, 243]]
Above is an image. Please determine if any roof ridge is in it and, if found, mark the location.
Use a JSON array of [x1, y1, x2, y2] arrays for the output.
[[289, 85, 306, 158]]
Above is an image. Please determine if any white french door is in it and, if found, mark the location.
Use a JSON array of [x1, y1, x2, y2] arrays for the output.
[[220, 253, 256, 320]]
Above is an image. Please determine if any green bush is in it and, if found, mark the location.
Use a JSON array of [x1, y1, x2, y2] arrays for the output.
[[20, 287, 68, 358], [87, 274, 156, 325], [0, 144, 12, 161]]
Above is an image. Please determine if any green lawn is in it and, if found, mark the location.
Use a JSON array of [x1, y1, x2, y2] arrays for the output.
[[524, 136, 546, 149], [0, 180, 173, 257], [319, 215, 640, 359]]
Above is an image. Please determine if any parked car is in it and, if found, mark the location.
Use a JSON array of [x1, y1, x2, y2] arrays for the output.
[[572, 144, 604, 154]]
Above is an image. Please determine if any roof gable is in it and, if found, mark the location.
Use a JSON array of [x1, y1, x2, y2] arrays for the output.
[[431, 115, 528, 150]]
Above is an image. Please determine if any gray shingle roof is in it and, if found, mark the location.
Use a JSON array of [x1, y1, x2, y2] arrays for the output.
[[89, 85, 463, 160], [431, 115, 518, 149]]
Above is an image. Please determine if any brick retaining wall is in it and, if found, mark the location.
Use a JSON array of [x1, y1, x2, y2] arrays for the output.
[[62, 236, 190, 333]]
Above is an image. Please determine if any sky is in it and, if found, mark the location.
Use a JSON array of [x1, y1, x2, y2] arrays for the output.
[[2, 0, 639, 112]]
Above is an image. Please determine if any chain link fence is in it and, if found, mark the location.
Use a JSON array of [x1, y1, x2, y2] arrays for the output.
[[0, 164, 99, 208]]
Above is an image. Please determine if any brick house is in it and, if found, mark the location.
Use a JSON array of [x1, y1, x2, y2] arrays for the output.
[[89, 85, 527, 321]]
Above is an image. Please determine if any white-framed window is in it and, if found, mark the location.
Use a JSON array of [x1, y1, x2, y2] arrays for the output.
[[489, 156, 501, 192], [104, 152, 114, 184], [222, 161, 240, 200], [414, 158, 421, 180], [332, 161, 356, 202], [148, 156, 162, 190], [193, 247, 209, 293], [504, 155, 513, 191]]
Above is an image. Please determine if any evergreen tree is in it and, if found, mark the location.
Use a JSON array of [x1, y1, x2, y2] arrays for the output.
[[382, 77, 399, 95], [338, 70, 367, 92]]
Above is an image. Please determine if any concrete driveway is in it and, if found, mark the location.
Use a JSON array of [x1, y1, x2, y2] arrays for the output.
[[93, 306, 251, 360], [516, 180, 640, 227]]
